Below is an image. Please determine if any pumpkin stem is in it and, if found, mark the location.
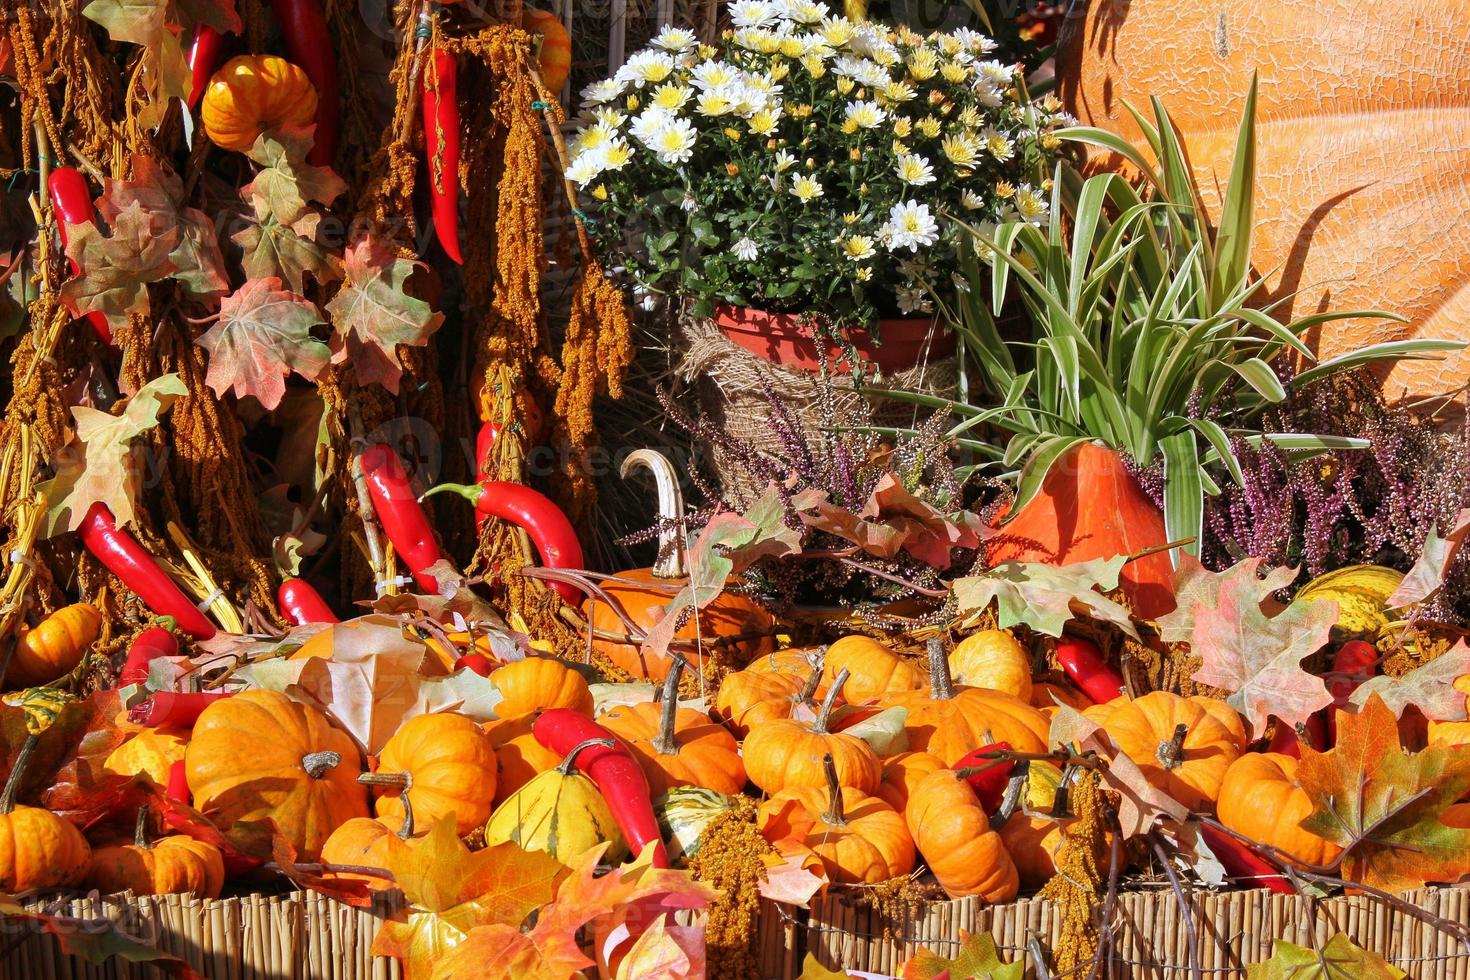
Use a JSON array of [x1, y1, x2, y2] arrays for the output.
[[926, 638, 955, 700], [814, 668, 848, 736], [796, 650, 826, 707], [134, 804, 151, 847], [396, 792, 415, 839], [1050, 763, 1076, 818], [989, 763, 1031, 831], [620, 450, 687, 579], [653, 657, 685, 755], [819, 752, 845, 826], [557, 737, 617, 776], [357, 771, 412, 791], [1156, 724, 1189, 771], [302, 750, 343, 780], [0, 734, 38, 815]]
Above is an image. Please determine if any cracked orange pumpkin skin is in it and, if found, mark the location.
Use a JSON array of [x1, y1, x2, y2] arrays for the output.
[[185, 690, 368, 860], [1057, 0, 1470, 403], [1216, 752, 1341, 868], [1085, 691, 1246, 812], [89, 835, 225, 898]]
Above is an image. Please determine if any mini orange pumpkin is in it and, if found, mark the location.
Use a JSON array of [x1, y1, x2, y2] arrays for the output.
[[201, 55, 318, 152], [185, 689, 368, 860], [905, 768, 1019, 902], [885, 640, 1050, 765], [89, 810, 225, 898], [4, 603, 101, 689], [319, 817, 413, 892], [822, 635, 923, 705], [742, 668, 882, 796], [600, 659, 746, 796], [948, 630, 1032, 701], [1216, 752, 1340, 868], [874, 751, 946, 813], [0, 737, 91, 891], [370, 712, 498, 835], [1084, 691, 1245, 811], [522, 8, 572, 94], [715, 662, 821, 737], [490, 657, 594, 719], [757, 753, 914, 885]]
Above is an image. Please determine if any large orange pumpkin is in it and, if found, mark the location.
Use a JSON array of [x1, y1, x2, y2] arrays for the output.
[[905, 768, 1019, 902], [742, 668, 882, 796], [1085, 692, 1245, 811], [1057, 0, 1470, 404], [822, 635, 924, 705], [201, 55, 318, 153], [185, 690, 368, 860], [987, 443, 1175, 620], [600, 660, 746, 796], [371, 712, 498, 835], [1216, 752, 1340, 867]]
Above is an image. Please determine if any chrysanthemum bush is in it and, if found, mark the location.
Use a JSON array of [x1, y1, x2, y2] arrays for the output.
[[567, 1, 1069, 328]]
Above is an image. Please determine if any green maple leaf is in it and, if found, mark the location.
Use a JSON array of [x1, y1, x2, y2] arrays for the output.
[[83, 0, 189, 128], [899, 931, 1023, 980], [97, 156, 228, 300], [40, 374, 188, 533], [232, 214, 343, 292], [1247, 933, 1404, 979], [1297, 694, 1470, 893], [60, 201, 178, 330], [325, 236, 444, 391], [954, 556, 1139, 640], [195, 278, 328, 409], [243, 132, 347, 230]]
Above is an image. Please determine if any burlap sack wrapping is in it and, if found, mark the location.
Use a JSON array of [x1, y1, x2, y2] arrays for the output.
[[677, 313, 957, 503]]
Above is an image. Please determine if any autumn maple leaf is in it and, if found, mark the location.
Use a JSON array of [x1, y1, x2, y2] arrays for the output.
[[1348, 640, 1470, 721], [1246, 933, 1405, 980], [97, 155, 229, 300], [196, 278, 328, 409], [954, 557, 1139, 640], [59, 201, 178, 331], [325, 236, 444, 391], [1156, 556, 1335, 733], [791, 472, 987, 570], [243, 131, 347, 231], [898, 930, 1024, 980], [371, 818, 567, 980], [1296, 694, 1470, 893], [233, 214, 343, 293]]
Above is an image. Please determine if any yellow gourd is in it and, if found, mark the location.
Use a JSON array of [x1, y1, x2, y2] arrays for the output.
[[484, 737, 627, 863]]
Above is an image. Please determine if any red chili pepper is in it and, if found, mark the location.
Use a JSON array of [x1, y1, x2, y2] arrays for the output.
[[1265, 714, 1328, 758], [78, 503, 217, 639], [1055, 635, 1124, 704], [119, 621, 179, 687], [1199, 824, 1294, 894], [424, 481, 584, 604], [533, 709, 669, 867], [166, 760, 190, 806], [953, 741, 1013, 813], [46, 167, 113, 346], [421, 47, 461, 264], [277, 577, 338, 625], [186, 25, 224, 108], [129, 691, 232, 728], [360, 443, 444, 593], [1326, 640, 1378, 746], [455, 652, 494, 677], [475, 421, 502, 480], [270, 0, 339, 166]]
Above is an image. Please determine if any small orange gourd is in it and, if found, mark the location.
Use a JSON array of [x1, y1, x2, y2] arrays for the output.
[[1084, 691, 1245, 811], [742, 668, 882, 796], [0, 736, 91, 891], [822, 635, 923, 704], [600, 659, 746, 796], [522, 9, 572, 94], [320, 811, 414, 892], [905, 768, 1019, 901], [368, 712, 498, 836], [757, 753, 914, 885], [948, 630, 1032, 701], [1216, 752, 1340, 868], [489, 657, 594, 719], [3, 603, 101, 689], [89, 808, 225, 898], [487, 715, 563, 805], [715, 662, 821, 737], [201, 55, 319, 152]]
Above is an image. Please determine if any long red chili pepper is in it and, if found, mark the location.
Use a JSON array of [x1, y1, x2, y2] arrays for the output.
[[270, 0, 339, 166], [1199, 824, 1294, 894], [119, 621, 179, 686], [421, 47, 461, 264], [953, 741, 1013, 814], [186, 25, 224, 108], [475, 421, 502, 480], [129, 691, 232, 728], [46, 167, 113, 346], [360, 443, 444, 593], [78, 503, 217, 639], [533, 709, 669, 868], [1325, 639, 1377, 746], [423, 481, 584, 604], [1054, 635, 1125, 704], [277, 577, 338, 625]]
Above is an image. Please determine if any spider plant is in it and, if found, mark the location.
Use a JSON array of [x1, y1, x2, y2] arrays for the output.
[[881, 77, 1463, 561]]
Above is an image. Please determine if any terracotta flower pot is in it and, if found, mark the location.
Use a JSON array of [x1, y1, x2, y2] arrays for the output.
[[712, 304, 956, 375]]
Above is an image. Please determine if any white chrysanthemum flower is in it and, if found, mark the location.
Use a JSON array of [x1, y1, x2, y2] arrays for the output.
[[580, 78, 626, 106], [779, 0, 829, 24], [565, 153, 605, 186], [733, 237, 761, 261], [881, 81, 916, 105], [1015, 184, 1048, 222], [790, 174, 824, 202], [960, 189, 986, 211], [616, 51, 678, 87], [882, 200, 939, 251], [652, 26, 698, 51], [601, 138, 633, 171], [894, 153, 936, 186], [648, 117, 699, 165], [650, 82, 693, 111], [936, 35, 963, 57], [630, 106, 677, 143], [977, 60, 1014, 85], [593, 107, 628, 129], [971, 81, 1004, 108], [843, 100, 887, 129], [691, 60, 741, 91], [571, 121, 617, 156], [748, 107, 783, 135], [773, 149, 798, 172], [980, 126, 1015, 161], [696, 89, 738, 117], [942, 133, 979, 167], [941, 61, 970, 84], [729, 0, 779, 28], [818, 17, 856, 47], [854, 61, 890, 88], [955, 28, 997, 54], [840, 235, 876, 261]]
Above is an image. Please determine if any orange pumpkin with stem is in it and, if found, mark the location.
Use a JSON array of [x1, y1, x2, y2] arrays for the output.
[[0, 735, 91, 891], [185, 689, 368, 860], [1216, 752, 1340, 868], [320, 793, 416, 894], [367, 712, 498, 836], [822, 635, 923, 704], [3, 603, 101, 689], [89, 807, 225, 898], [905, 767, 1019, 901], [757, 753, 914, 885], [1084, 691, 1245, 811], [586, 451, 776, 682], [948, 629, 1033, 701], [743, 668, 882, 796], [600, 658, 746, 796], [715, 660, 823, 738], [885, 640, 1050, 765], [489, 657, 593, 719]]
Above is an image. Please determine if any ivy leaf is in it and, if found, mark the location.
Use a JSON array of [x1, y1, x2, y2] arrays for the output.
[[1388, 509, 1470, 609], [233, 214, 343, 292], [1156, 557, 1335, 733], [243, 132, 347, 230], [1246, 933, 1405, 980], [325, 236, 444, 392], [195, 278, 328, 409], [97, 156, 229, 300], [898, 930, 1024, 980], [954, 557, 1139, 640], [1297, 694, 1470, 893], [40, 374, 188, 533], [59, 201, 178, 331], [1349, 640, 1470, 721]]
